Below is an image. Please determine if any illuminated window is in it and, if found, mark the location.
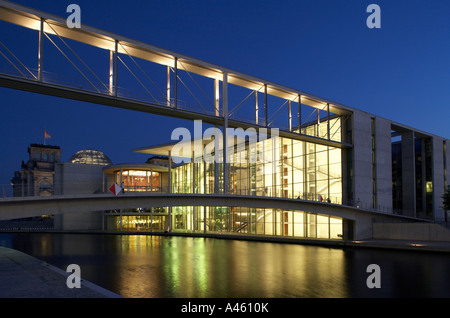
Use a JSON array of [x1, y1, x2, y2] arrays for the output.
[[116, 170, 161, 192], [426, 181, 433, 193]]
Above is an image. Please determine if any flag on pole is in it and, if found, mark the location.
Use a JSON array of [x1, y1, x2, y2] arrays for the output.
[[43, 130, 51, 145]]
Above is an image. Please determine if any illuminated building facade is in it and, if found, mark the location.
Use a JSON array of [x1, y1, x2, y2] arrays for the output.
[[103, 133, 347, 240], [101, 112, 450, 241], [1, 1, 450, 241]]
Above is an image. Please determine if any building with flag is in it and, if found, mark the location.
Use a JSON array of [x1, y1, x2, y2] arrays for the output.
[[11, 144, 61, 197]]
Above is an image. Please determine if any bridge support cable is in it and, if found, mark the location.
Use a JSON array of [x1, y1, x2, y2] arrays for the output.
[[0, 45, 27, 79], [228, 84, 265, 122], [288, 95, 301, 132], [118, 42, 168, 105], [0, 40, 36, 80], [268, 98, 289, 128], [316, 103, 329, 138], [43, 31, 102, 94], [0, 2, 352, 150], [300, 105, 319, 133], [44, 21, 110, 94], [171, 66, 210, 114], [117, 55, 159, 103], [178, 59, 215, 112]]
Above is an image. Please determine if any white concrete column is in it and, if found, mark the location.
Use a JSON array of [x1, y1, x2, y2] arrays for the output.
[[432, 136, 445, 222], [352, 111, 373, 208], [174, 57, 178, 109], [150, 169, 153, 192], [109, 51, 114, 95], [375, 117, 393, 212], [298, 95, 302, 134], [401, 131, 416, 217], [264, 84, 268, 127], [38, 18, 44, 82], [255, 90, 259, 125], [214, 78, 220, 116], [167, 65, 171, 106], [288, 100, 292, 131], [327, 103, 330, 140], [223, 71, 228, 194], [113, 40, 118, 96], [168, 150, 172, 193]]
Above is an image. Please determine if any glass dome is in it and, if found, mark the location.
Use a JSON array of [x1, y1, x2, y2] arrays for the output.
[[69, 149, 112, 166]]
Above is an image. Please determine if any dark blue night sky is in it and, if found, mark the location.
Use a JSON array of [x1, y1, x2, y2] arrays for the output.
[[1, 0, 449, 186]]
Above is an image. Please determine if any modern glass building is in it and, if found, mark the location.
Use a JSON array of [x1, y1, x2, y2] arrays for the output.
[[2, 1, 449, 242], [103, 132, 346, 240], [99, 110, 450, 241]]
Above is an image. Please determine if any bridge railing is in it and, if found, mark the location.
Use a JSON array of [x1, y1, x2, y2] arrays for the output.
[[1, 182, 396, 216]]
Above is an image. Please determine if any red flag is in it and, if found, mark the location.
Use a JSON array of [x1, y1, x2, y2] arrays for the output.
[[44, 130, 51, 139]]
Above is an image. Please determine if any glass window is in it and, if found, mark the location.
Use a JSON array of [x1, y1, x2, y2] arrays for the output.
[[116, 170, 161, 192]]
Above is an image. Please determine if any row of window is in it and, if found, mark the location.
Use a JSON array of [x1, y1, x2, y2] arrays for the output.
[[105, 207, 344, 240]]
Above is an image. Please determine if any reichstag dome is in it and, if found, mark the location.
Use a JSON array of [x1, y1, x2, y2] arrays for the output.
[[69, 149, 112, 166]]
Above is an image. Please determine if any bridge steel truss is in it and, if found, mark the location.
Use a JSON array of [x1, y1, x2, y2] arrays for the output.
[[0, 1, 354, 195]]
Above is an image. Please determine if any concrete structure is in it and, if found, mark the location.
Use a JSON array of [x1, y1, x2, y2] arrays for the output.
[[9, 146, 111, 231], [53, 161, 106, 231]]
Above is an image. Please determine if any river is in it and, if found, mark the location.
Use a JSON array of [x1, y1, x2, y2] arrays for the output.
[[1, 232, 449, 298]]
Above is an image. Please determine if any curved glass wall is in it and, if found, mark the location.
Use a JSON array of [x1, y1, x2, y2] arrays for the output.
[[115, 170, 161, 192], [104, 207, 343, 240]]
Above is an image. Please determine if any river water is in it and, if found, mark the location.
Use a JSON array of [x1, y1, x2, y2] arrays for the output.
[[0, 232, 449, 298]]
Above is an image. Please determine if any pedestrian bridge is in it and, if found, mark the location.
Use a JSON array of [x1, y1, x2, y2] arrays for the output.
[[0, 193, 424, 238]]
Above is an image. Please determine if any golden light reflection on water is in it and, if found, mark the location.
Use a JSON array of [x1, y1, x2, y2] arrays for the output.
[[104, 235, 350, 298], [3, 233, 450, 298]]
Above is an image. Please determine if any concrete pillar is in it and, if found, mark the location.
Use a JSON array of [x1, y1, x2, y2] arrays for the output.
[[288, 100, 292, 131], [215, 79, 220, 116], [255, 90, 259, 125], [298, 95, 302, 134], [264, 84, 268, 127], [445, 140, 450, 189], [432, 137, 445, 222], [223, 71, 228, 194], [326, 103, 330, 140], [113, 40, 118, 96], [167, 65, 171, 106], [174, 57, 178, 109], [192, 151, 196, 193], [168, 150, 172, 194], [109, 51, 114, 95], [352, 111, 373, 208], [150, 169, 153, 192], [214, 130, 220, 194], [375, 117, 393, 212], [401, 131, 416, 217], [38, 18, 44, 82]]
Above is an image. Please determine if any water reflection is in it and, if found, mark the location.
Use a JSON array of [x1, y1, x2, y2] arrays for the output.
[[0, 233, 449, 298]]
